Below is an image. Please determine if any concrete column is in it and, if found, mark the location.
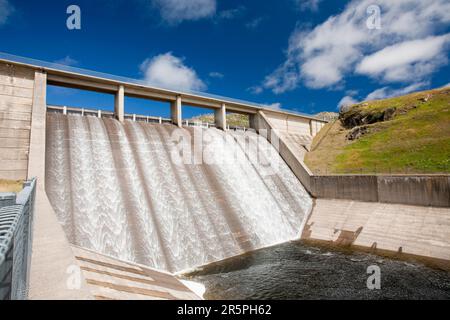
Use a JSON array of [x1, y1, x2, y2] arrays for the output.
[[27, 71, 47, 182], [171, 95, 182, 127], [249, 112, 260, 131], [215, 103, 227, 130], [115, 85, 124, 122]]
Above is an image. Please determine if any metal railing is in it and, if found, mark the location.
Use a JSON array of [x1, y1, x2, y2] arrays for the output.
[[47, 105, 173, 124], [0, 178, 36, 300]]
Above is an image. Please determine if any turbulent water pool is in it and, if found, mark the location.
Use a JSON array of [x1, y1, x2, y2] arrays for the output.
[[183, 241, 450, 300]]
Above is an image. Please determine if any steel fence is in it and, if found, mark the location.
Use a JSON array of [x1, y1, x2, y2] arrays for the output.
[[0, 178, 36, 300]]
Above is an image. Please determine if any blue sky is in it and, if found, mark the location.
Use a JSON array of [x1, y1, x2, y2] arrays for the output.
[[1, 0, 449, 118]]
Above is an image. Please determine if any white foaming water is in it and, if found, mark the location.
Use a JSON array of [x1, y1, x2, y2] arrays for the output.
[[46, 113, 313, 273]]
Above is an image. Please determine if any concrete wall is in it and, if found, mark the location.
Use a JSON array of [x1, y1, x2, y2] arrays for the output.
[[310, 175, 450, 207], [377, 176, 450, 207], [310, 175, 378, 202], [310, 119, 325, 136], [303, 199, 450, 267], [257, 112, 314, 192], [264, 110, 314, 136], [0, 63, 35, 180]]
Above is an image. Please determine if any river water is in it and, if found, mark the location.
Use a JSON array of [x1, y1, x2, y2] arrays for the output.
[[183, 241, 450, 300]]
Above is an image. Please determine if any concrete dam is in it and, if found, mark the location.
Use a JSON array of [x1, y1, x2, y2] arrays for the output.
[[1, 54, 449, 299], [45, 113, 312, 273]]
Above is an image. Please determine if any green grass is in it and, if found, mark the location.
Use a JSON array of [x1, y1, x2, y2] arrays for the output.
[[305, 87, 450, 174], [189, 113, 250, 127]]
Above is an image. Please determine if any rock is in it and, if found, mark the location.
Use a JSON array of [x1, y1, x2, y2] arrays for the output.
[[383, 107, 396, 121], [340, 107, 396, 129], [346, 125, 369, 140], [419, 94, 431, 102]]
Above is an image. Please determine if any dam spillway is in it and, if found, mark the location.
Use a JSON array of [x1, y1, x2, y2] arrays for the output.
[[45, 112, 312, 273]]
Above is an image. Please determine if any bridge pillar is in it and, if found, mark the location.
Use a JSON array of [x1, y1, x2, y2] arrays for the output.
[[249, 112, 261, 131], [115, 85, 124, 122], [215, 103, 227, 130], [171, 95, 182, 127]]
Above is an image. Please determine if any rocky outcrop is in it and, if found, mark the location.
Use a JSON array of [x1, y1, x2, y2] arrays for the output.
[[340, 106, 396, 129], [346, 125, 369, 140]]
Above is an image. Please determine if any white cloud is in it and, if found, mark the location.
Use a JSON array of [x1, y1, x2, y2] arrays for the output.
[[261, 0, 450, 93], [246, 17, 264, 29], [356, 35, 450, 82], [247, 86, 263, 95], [296, 0, 322, 12], [54, 56, 79, 67], [209, 71, 224, 78], [0, 0, 13, 26], [365, 82, 429, 101], [140, 52, 206, 91], [337, 96, 358, 111], [442, 83, 450, 88], [263, 102, 282, 110], [218, 6, 245, 20], [152, 0, 216, 24]]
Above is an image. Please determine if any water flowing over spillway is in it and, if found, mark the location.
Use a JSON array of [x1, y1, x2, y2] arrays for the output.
[[45, 113, 313, 273]]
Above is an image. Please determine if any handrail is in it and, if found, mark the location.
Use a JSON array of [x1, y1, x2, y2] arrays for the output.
[[0, 178, 36, 300]]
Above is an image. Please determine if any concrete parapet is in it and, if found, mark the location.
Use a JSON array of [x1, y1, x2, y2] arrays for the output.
[[377, 175, 450, 207], [311, 175, 378, 202]]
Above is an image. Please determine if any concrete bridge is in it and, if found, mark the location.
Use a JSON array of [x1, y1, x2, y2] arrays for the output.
[[0, 52, 326, 181]]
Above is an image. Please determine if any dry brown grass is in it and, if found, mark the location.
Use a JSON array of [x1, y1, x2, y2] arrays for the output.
[[305, 120, 352, 174], [0, 179, 23, 193]]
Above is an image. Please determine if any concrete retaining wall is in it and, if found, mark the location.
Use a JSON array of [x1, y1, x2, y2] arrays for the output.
[[303, 199, 450, 267], [255, 111, 314, 191], [263, 110, 326, 138], [310, 175, 450, 207], [0, 63, 35, 180], [311, 175, 378, 202], [377, 176, 450, 207]]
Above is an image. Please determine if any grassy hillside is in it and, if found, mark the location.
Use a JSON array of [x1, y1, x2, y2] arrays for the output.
[[305, 87, 450, 174], [189, 113, 250, 127]]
